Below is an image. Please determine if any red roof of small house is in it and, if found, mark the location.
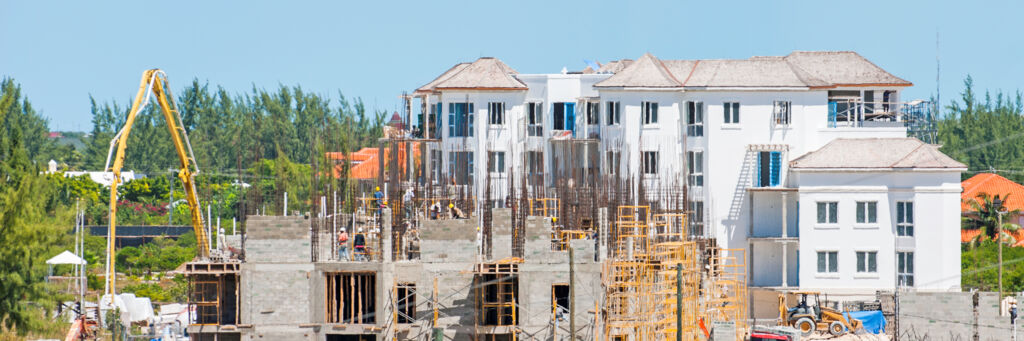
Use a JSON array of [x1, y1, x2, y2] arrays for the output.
[[326, 144, 420, 180], [961, 228, 1024, 247], [961, 173, 1024, 212]]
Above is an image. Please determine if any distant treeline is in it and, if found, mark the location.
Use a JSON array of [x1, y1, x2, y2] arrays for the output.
[[937, 76, 1024, 183], [81, 79, 386, 174]]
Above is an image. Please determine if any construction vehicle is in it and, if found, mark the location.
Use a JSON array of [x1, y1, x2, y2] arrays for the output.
[[779, 291, 862, 337], [102, 69, 210, 301]]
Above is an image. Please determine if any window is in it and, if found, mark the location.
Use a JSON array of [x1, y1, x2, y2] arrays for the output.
[[427, 103, 441, 138], [326, 272, 377, 324], [817, 251, 838, 273], [687, 151, 703, 187], [687, 101, 704, 136], [856, 251, 877, 273], [488, 102, 505, 126], [527, 103, 543, 137], [755, 151, 781, 187], [526, 151, 544, 186], [897, 252, 914, 287], [585, 102, 600, 125], [816, 202, 838, 224], [642, 101, 658, 125], [723, 102, 740, 124], [642, 151, 658, 175], [856, 201, 878, 224], [396, 283, 416, 323], [688, 201, 704, 237], [897, 201, 914, 236], [448, 151, 473, 185], [552, 284, 569, 318], [773, 101, 792, 125], [430, 150, 442, 182], [605, 101, 621, 125], [448, 102, 474, 137], [552, 102, 575, 131], [606, 151, 620, 175], [488, 152, 505, 173]]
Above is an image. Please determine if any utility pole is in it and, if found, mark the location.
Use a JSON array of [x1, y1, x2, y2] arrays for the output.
[[676, 263, 683, 341], [996, 195, 1007, 309], [569, 246, 576, 341]]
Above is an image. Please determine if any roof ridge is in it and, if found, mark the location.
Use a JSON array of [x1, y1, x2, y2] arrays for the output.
[[681, 60, 700, 86], [654, 55, 684, 86], [889, 141, 929, 167]]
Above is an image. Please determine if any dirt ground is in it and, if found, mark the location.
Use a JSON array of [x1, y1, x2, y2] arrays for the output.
[[804, 331, 889, 340]]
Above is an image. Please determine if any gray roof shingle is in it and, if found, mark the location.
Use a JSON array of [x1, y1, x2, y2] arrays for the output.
[[594, 51, 910, 89], [790, 138, 966, 169], [430, 57, 527, 91]]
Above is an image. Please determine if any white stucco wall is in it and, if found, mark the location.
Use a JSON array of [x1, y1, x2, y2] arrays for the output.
[[794, 170, 962, 292]]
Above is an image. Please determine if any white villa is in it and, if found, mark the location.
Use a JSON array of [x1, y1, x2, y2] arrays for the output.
[[408, 51, 964, 293]]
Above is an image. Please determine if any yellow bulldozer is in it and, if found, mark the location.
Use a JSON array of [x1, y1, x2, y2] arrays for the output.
[[779, 291, 862, 337]]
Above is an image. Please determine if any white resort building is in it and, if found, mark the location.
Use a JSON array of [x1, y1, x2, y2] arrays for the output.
[[407, 51, 963, 294]]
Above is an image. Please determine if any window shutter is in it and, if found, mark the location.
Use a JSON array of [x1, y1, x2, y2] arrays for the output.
[[755, 152, 763, 187], [469, 103, 474, 137], [769, 151, 781, 186]]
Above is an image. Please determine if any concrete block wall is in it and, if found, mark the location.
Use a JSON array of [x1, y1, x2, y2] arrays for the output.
[[421, 218, 478, 263], [492, 208, 513, 260], [239, 262, 315, 341], [245, 215, 311, 263], [897, 291, 1023, 341]]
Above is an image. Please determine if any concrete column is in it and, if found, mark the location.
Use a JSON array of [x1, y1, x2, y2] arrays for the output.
[[782, 242, 788, 288], [781, 192, 788, 238], [598, 208, 608, 262], [382, 208, 393, 262]]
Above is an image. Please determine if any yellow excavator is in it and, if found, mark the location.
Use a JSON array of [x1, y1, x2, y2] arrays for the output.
[[102, 69, 210, 301], [779, 291, 862, 337]]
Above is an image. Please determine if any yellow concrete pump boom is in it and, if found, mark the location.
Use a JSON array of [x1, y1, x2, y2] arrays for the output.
[[103, 69, 209, 299]]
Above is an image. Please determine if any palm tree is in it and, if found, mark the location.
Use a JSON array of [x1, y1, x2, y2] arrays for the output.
[[964, 192, 1021, 245]]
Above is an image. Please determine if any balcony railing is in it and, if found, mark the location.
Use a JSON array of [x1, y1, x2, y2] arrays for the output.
[[827, 99, 935, 129]]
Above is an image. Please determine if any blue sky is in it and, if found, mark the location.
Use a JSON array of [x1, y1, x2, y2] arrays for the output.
[[2, 0, 1022, 131]]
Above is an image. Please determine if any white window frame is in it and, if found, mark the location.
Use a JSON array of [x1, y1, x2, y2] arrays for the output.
[[488, 151, 505, 174], [855, 201, 878, 225], [488, 102, 505, 126], [855, 251, 878, 273], [817, 251, 839, 274], [605, 101, 621, 125], [816, 201, 839, 225], [687, 151, 703, 187], [527, 102, 543, 137], [585, 102, 600, 125], [896, 201, 914, 237], [606, 151, 620, 175], [773, 100, 792, 125], [897, 251, 914, 287], [642, 101, 659, 125], [687, 101, 704, 137], [723, 102, 740, 125], [642, 151, 658, 175]]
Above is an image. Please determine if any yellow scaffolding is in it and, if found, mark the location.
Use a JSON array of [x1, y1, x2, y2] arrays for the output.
[[701, 247, 749, 341], [602, 205, 748, 340], [529, 198, 559, 218]]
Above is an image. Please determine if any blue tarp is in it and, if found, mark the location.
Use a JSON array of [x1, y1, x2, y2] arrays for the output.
[[844, 310, 887, 334]]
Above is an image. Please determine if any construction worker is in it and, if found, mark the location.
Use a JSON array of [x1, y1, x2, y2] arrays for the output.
[[374, 186, 385, 216], [402, 188, 415, 219], [337, 228, 349, 261], [354, 228, 367, 261], [429, 201, 441, 220]]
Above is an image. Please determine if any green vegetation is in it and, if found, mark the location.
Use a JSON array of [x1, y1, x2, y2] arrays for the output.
[[937, 76, 1024, 182], [962, 241, 1024, 292], [0, 74, 382, 336]]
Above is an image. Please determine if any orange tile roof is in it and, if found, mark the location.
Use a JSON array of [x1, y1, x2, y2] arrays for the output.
[[961, 173, 1024, 212], [962, 229, 983, 243], [960, 228, 1024, 247], [327, 144, 421, 180]]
